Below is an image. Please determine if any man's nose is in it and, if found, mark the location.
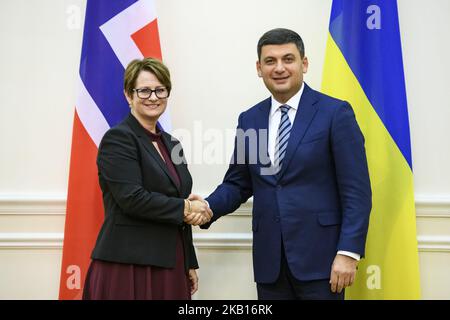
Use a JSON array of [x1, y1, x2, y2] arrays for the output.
[[274, 61, 285, 72]]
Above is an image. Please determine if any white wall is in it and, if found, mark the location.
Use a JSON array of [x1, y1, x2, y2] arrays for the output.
[[0, 0, 449, 299]]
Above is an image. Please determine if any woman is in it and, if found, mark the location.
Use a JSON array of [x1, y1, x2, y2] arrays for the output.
[[83, 58, 211, 300]]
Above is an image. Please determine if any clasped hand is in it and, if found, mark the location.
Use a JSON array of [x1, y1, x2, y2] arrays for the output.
[[183, 194, 213, 226]]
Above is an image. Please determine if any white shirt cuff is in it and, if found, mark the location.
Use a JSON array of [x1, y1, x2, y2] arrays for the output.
[[204, 200, 213, 216], [337, 250, 360, 261]]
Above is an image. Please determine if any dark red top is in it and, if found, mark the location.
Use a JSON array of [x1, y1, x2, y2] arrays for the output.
[[145, 128, 181, 188]]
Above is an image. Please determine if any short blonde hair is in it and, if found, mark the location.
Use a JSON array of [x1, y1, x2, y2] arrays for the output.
[[123, 58, 171, 97]]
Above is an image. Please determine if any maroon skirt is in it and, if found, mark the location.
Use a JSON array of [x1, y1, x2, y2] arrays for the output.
[[83, 231, 191, 300]]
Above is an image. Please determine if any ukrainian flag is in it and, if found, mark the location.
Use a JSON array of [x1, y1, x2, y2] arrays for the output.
[[322, 0, 420, 299]]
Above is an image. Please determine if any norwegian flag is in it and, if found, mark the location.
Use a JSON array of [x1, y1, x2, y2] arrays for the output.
[[59, 0, 169, 299]]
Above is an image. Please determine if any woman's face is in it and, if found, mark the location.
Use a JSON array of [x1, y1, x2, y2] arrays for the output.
[[125, 70, 168, 123]]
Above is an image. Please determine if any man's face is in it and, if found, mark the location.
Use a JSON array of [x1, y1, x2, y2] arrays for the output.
[[256, 43, 308, 103]]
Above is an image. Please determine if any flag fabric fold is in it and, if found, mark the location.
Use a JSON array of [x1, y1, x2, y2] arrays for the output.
[[322, 0, 420, 299], [59, 0, 166, 299]]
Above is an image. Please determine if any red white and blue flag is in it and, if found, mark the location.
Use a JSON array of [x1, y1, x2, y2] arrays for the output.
[[59, 0, 168, 299]]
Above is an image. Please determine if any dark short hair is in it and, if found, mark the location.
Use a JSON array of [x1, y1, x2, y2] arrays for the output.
[[124, 58, 171, 97], [257, 28, 305, 60]]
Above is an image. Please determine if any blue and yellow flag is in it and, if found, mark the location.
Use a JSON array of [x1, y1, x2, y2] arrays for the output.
[[322, 0, 420, 299]]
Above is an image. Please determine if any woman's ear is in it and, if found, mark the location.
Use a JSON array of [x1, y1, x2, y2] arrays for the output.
[[124, 89, 133, 106]]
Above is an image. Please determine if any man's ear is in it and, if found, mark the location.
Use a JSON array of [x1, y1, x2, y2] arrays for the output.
[[302, 56, 309, 74], [256, 61, 262, 77]]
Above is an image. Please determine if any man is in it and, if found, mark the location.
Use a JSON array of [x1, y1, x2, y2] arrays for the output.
[[194, 28, 372, 300]]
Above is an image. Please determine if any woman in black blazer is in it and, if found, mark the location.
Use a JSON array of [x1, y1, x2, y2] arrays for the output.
[[83, 58, 212, 300]]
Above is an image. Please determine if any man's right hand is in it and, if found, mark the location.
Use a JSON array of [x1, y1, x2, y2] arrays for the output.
[[184, 197, 213, 226], [189, 194, 213, 221]]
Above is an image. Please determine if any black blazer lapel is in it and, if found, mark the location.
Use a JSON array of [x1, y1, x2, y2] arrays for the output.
[[277, 84, 320, 179], [125, 114, 182, 194], [161, 132, 190, 195]]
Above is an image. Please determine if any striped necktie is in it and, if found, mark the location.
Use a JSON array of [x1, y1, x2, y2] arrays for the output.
[[274, 105, 291, 172]]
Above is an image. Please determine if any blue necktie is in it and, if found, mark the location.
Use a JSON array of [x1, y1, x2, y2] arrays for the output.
[[274, 105, 291, 172]]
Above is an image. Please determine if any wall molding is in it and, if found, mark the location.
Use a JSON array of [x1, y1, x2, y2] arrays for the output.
[[0, 233, 63, 249], [0, 232, 253, 250], [415, 195, 450, 218], [0, 193, 66, 215], [417, 235, 450, 252], [0, 232, 449, 252], [194, 233, 252, 249], [0, 193, 449, 252], [1, 193, 449, 217]]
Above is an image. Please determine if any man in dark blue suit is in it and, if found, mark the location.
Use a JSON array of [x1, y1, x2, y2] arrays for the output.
[[195, 28, 372, 300]]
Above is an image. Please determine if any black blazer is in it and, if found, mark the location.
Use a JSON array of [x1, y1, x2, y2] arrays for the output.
[[91, 113, 198, 271]]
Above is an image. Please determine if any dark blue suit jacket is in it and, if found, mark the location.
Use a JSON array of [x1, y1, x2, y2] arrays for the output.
[[202, 84, 372, 283]]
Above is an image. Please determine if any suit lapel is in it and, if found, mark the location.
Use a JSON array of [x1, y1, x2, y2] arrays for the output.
[[255, 98, 272, 166], [277, 84, 319, 179], [252, 98, 279, 183], [125, 114, 181, 194]]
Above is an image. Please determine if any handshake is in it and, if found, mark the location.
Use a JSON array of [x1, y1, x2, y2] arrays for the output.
[[183, 194, 213, 226]]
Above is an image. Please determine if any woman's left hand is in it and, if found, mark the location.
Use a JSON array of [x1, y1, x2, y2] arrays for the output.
[[188, 269, 199, 295]]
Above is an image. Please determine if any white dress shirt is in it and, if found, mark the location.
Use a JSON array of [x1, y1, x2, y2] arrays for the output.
[[267, 83, 304, 164], [267, 83, 360, 261]]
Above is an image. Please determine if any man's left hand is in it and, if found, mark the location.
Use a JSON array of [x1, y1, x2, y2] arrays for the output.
[[329, 254, 359, 293]]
